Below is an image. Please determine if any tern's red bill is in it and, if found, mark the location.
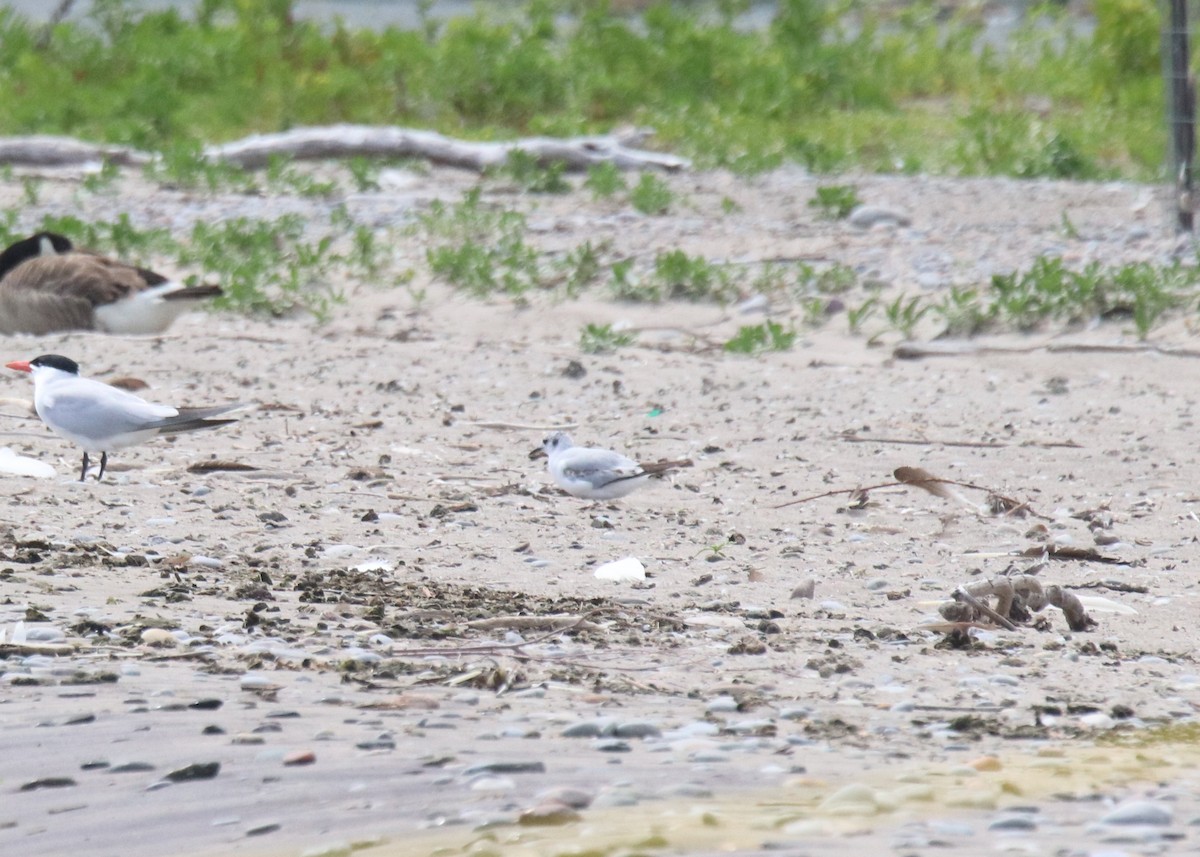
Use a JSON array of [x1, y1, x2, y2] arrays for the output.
[[6, 360, 31, 372]]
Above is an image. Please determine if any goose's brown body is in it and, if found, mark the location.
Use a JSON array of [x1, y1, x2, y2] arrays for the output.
[[0, 233, 221, 335]]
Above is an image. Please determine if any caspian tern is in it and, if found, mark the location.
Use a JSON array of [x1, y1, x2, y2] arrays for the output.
[[0, 232, 222, 335], [529, 431, 692, 500], [6, 354, 240, 481]]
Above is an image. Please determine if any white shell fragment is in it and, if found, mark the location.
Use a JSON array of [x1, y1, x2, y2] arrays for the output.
[[0, 447, 55, 478], [593, 556, 645, 582]]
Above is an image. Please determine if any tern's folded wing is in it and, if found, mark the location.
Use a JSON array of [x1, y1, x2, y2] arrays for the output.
[[560, 449, 641, 483]]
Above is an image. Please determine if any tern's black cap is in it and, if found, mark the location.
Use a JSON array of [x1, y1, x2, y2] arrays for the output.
[[30, 354, 80, 375]]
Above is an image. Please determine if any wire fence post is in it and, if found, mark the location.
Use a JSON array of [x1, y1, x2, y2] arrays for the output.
[[1164, 0, 1195, 232]]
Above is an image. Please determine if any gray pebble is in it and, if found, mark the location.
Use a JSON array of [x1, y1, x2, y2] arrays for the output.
[[664, 721, 719, 739], [706, 695, 739, 714], [612, 721, 661, 739], [864, 578, 891, 591], [790, 579, 816, 599], [355, 739, 395, 751], [929, 820, 975, 837], [848, 204, 912, 229], [989, 815, 1037, 831], [728, 718, 774, 734], [1101, 800, 1173, 826], [562, 721, 605, 738], [245, 823, 281, 837], [534, 786, 593, 809], [661, 783, 713, 798], [591, 789, 640, 808], [109, 762, 156, 773], [464, 761, 546, 775], [737, 294, 771, 315], [596, 739, 631, 753]]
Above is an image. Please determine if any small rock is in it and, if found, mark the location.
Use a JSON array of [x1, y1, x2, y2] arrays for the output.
[[518, 802, 582, 826], [989, 815, 1037, 831], [469, 776, 516, 793], [969, 756, 1001, 772], [283, 750, 316, 766], [612, 721, 661, 739], [356, 739, 395, 751], [109, 762, 156, 773], [562, 360, 586, 380], [706, 696, 739, 714], [561, 721, 605, 738], [20, 777, 76, 791], [596, 739, 631, 752], [1101, 800, 1173, 826], [847, 205, 912, 229], [790, 579, 816, 599], [464, 761, 546, 775], [534, 787, 593, 809], [245, 823, 282, 837], [165, 762, 220, 782], [727, 635, 767, 655], [737, 294, 770, 315], [140, 628, 178, 647]]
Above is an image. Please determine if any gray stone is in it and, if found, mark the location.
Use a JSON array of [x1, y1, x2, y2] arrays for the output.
[[1101, 800, 1172, 826], [848, 205, 912, 229]]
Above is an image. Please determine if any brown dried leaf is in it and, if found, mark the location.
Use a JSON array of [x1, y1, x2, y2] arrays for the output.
[[894, 466, 954, 499], [187, 460, 258, 473], [1019, 545, 1124, 565], [108, 376, 148, 391]]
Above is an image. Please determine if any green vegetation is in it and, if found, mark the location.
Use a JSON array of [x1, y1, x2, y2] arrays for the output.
[[0, 0, 1168, 178], [651, 250, 735, 302], [940, 257, 1200, 339], [497, 151, 571, 194], [630, 173, 675, 214], [417, 188, 540, 296], [724, 320, 797, 354], [0, 0, 1193, 342], [808, 185, 861, 220], [580, 322, 635, 353], [0, 211, 370, 320], [585, 162, 626, 199]]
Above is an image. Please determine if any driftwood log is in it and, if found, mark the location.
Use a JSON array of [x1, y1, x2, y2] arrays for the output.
[[0, 126, 690, 173], [939, 574, 1096, 632], [0, 135, 151, 167]]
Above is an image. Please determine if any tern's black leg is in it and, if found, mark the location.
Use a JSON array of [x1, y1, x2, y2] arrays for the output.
[[79, 452, 89, 482], [97, 452, 108, 481]]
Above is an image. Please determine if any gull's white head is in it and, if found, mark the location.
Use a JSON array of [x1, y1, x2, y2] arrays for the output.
[[542, 431, 574, 457]]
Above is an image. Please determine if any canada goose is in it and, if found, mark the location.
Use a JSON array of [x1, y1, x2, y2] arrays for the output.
[[0, 232, 222, 335], [6, 353, 241, 481]]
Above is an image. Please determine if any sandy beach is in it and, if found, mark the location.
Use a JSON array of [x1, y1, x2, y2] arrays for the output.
[[1, 163, 1198, 856]]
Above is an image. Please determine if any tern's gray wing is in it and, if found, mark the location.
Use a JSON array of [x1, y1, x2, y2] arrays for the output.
[[41, 391, 171, 441], [559, 447, 641, 485], [140, 404, 242, 434]]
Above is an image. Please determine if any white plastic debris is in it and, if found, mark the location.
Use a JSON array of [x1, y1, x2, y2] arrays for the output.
[[594, 556, 645, 583], [353, 559, 393, 572], [1075, 596, 1138, 615]]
